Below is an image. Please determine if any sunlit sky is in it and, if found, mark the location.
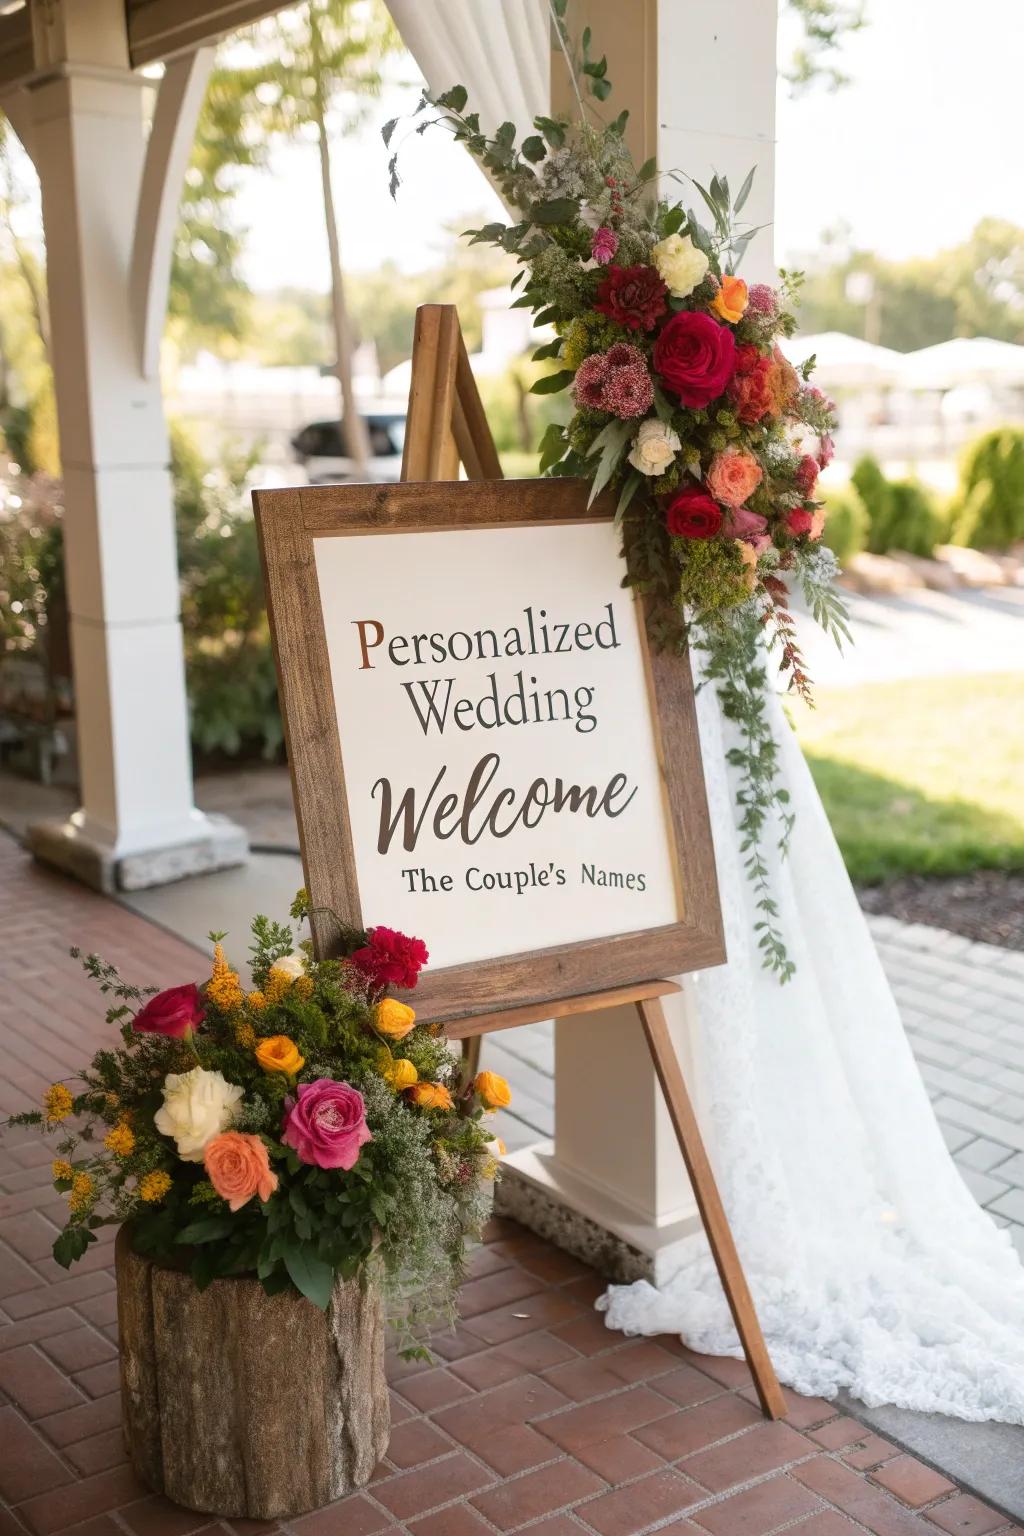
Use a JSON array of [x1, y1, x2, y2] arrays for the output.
[[234, 0, 1023, 291]]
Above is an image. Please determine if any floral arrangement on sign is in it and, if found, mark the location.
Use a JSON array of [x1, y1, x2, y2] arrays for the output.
[[8, 895, 509, 1354], [385, 5, 849, 980]]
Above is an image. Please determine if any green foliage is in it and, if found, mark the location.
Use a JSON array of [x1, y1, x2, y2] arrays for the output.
[[850, 455, 939, 557], [951, 427, 1024, 550], [821, 486, 868, 563], [171, 421, 282, 760], [783, 0, 868, 93]]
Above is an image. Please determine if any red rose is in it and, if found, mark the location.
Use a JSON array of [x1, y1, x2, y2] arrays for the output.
[[787, 508, 815, 537], [653, 311, 737, 409], [593, 264, 668, 332], [133, 983, 204, 1038], [666, 486, 723, 539], [795, 454, 819, 497], [350, 926, 429, 992]]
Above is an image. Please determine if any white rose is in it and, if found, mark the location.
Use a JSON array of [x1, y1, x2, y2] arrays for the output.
[[650, 232, 709, 298], [154, 1066, 243, 1162], [271, 952, 306, 980], [628, 418, 682, 476]]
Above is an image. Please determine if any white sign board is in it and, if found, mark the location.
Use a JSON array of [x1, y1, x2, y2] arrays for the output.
[[314, 520, 680, 970]]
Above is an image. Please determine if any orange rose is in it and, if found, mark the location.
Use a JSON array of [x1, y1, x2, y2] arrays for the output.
[[711, 274, 748, 325], [254, 1035, 304, 1075], [474, 1071, 511, 1109], [204, 1131, 278, 1211], [375, 999, 416, 1041], [407, 1081, 454, 1111]]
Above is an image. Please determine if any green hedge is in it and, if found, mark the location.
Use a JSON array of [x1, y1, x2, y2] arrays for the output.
[[821, 487, 869, 563], [849, 455, 941, 557], [951, 427, 1024, 550]]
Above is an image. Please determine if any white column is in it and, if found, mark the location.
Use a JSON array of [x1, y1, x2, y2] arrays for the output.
[[22, 2, 245, 890], [500, 0, 777, 1281]]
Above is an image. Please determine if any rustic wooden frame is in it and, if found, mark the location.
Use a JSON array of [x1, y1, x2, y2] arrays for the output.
[[252, 474, 725, 1025]]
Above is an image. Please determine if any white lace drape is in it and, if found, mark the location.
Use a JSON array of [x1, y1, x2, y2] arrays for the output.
[[599, 665, 1024, 1422]]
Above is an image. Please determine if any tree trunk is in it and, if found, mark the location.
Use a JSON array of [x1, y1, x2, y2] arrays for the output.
[[315, 107, 371, 477], [116, 1229, 390, 1520]]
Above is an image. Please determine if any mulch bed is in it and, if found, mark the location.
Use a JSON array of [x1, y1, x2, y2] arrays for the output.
[[859, 871, 1024, 952]]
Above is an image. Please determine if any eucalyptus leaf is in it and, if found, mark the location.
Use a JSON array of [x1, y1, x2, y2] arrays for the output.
[[529, 369, 574, 396], [615, 469, 643, 522], [733, 165, 757, 215]]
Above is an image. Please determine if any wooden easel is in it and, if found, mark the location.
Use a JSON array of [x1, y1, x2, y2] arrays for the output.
[[399, 305, 787, 1420]]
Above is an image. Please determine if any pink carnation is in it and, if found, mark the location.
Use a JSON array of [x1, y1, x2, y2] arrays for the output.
[[795, 454, 820, 498], [591, 226, 618, 265], [706, 448, 763, 509], [787, 508, 815, 537], [817, 433, 835, 469]]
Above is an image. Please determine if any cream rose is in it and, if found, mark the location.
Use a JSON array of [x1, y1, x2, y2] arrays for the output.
[[154, 1066, 243, 1162], [628, 418, 681, 476], [271, 951, 306, 981], [650, 232, 709, 298]]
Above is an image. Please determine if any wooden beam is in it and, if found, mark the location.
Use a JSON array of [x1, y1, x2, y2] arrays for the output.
[[127, 0, 288, 67]]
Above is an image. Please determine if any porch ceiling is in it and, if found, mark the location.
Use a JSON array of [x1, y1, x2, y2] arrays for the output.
[[0, 0, 290, 91]]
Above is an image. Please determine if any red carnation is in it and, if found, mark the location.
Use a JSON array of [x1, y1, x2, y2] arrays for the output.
[[666, 486, 723, 540], [653, 311, 737, 410], [133, 983, 204, 1039], [349, 926, 429, 992], [787, 508, 815, 537], [594, 264, 668, 332]]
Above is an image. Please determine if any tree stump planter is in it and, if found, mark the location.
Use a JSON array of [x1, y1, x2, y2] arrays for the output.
[[115, 1229, 390, 1520]]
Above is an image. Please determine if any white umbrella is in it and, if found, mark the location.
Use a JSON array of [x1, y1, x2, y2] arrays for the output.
[[781, 331, 904, 389], [898, 336, 1024, 390]]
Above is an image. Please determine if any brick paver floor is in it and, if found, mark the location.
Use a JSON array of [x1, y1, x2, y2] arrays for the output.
[[1, 833, 1022, 1536]]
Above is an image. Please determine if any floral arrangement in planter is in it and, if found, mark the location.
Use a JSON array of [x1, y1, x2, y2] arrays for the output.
[[385, 4, 850, 980], [11, 893, 508, 1353]]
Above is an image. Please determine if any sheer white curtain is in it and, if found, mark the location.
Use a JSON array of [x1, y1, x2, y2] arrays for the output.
[[385, 0, 548, 137]]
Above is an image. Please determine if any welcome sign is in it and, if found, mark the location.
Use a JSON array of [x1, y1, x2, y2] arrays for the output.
[[253, 479, 724, 1021]]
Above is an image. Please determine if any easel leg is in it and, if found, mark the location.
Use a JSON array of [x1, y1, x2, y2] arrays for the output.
[[461, 1035, 482, 1080], [637, 995, 787, 1420]]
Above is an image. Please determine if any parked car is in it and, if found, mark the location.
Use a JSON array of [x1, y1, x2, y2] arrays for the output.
[[290, 415, 406, 483]]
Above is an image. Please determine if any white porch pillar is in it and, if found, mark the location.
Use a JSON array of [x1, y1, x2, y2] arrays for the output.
[[20, 0, 246, 890], [499, 0, 777, 1283]]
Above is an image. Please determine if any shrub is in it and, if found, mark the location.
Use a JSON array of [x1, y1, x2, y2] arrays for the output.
[[821, 486, 868, 564], [850, 455, 939, 556], [172, 422, 283, 761], [951, 427, 1024, 550]]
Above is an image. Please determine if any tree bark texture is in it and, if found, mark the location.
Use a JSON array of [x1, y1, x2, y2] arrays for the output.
[[116, 1229, 390, 1520]]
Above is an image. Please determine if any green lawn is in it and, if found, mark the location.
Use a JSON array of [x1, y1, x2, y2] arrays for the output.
[[791, 673, 1024, 884]]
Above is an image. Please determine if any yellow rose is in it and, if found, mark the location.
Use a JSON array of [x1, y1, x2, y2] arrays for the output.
[[711, 274, 749, 325], [408, 1081, 454, 1111], [474, 1071, 512, 1110], [375, 998, 416, 1041], [254, 1035, 305, 1076], [385, 1058, 418, 1091]]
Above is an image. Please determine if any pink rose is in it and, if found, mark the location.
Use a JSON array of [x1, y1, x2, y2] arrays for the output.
[[724, 506, 769, 541], [281, 1079, 372, 1170], [706, 449, 763, 508], [133, 983, 204, 1039], [787, 508, 815, 537]]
